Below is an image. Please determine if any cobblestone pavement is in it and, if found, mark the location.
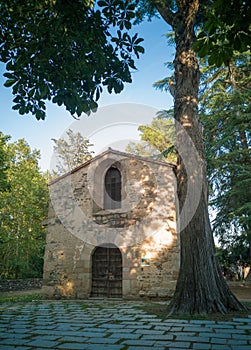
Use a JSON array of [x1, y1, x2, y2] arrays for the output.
[[0, 300, 251, 349]]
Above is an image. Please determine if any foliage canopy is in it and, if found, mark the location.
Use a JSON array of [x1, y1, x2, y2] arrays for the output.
[[195, 0, 251, 66], [0, 0, 144, 119], [0, 133, 49, 278]]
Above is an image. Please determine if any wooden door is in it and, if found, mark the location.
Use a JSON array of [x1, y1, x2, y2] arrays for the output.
[[91, 245, 122, 298]]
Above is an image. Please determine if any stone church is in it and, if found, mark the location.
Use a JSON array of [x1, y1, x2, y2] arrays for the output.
[[42, 149, 179, 299]]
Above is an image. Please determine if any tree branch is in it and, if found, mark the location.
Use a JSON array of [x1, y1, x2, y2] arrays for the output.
[[155, 0, 176, 27]]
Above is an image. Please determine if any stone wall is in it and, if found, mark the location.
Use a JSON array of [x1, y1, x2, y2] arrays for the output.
[[0, 279, 42, 292]]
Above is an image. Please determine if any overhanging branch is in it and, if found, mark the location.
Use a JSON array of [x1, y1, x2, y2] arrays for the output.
[[155, 0, 176, 27]]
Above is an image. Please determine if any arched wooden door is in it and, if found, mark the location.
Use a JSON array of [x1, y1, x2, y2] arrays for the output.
[[91, 245, 122, 298]]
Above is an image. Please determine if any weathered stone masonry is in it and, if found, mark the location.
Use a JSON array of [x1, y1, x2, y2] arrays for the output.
[[42, 149, 180, 299]]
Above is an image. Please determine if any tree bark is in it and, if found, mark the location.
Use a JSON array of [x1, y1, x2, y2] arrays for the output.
[[157, 0, 247, 314]]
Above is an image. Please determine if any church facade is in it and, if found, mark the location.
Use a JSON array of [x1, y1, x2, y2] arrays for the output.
[[42, 149, 179, 299]]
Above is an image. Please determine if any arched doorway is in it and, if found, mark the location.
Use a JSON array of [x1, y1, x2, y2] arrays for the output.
[[91, 244, 122, 298]]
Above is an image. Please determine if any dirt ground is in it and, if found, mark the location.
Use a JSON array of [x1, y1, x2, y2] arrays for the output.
[[1, 281, 250, 302], [228, 281, 251, 302]]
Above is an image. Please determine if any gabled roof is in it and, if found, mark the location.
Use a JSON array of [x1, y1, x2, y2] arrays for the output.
[[49, 148, 176, 185]]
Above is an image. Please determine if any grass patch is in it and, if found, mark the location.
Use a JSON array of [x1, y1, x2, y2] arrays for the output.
[[0, 293, 42, 304], [136, 302, 251, 322], [79, 302, 103, 310]]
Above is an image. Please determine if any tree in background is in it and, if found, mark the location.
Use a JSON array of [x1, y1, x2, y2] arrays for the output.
[[0, 133, 49, 278], [51, 129, 94, 176], [126, 140, 158, 158], [0, 132, 10, 192], [126, 110, 176, 162], [200, 52, 251, 264]]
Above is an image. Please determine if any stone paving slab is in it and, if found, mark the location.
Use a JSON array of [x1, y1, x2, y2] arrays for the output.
[[0, 301, 250, 349]]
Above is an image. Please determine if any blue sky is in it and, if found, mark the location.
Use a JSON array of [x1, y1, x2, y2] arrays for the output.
[[0, 17, 174, 171]]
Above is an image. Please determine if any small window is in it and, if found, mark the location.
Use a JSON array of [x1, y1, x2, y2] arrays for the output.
[[104, 167, 121, 209]]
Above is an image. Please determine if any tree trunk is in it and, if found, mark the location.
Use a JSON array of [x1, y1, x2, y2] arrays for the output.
[[164, 1, 247, 315]]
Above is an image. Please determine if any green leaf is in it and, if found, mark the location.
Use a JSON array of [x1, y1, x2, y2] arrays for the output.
[[19, 106, 26, 115], [3, 72, 15, 79], [28, 87, 36, 97], [134, 38, 144, 45], [6, 61, 15, 70], [4, 78, 17, 87], [13, 96, 21, 103], [125, 21, 131, 30], [134, 46, 144, 54], [39, 85, 49, 99], [197, 41, 210, 58], [12, 104, 21, 110], [35, 110, 46, 120], [97, 0, 107, 7], [90, 100, 98, 112]]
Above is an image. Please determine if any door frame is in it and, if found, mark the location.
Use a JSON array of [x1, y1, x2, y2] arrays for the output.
[[91, 244, 122, 298]]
